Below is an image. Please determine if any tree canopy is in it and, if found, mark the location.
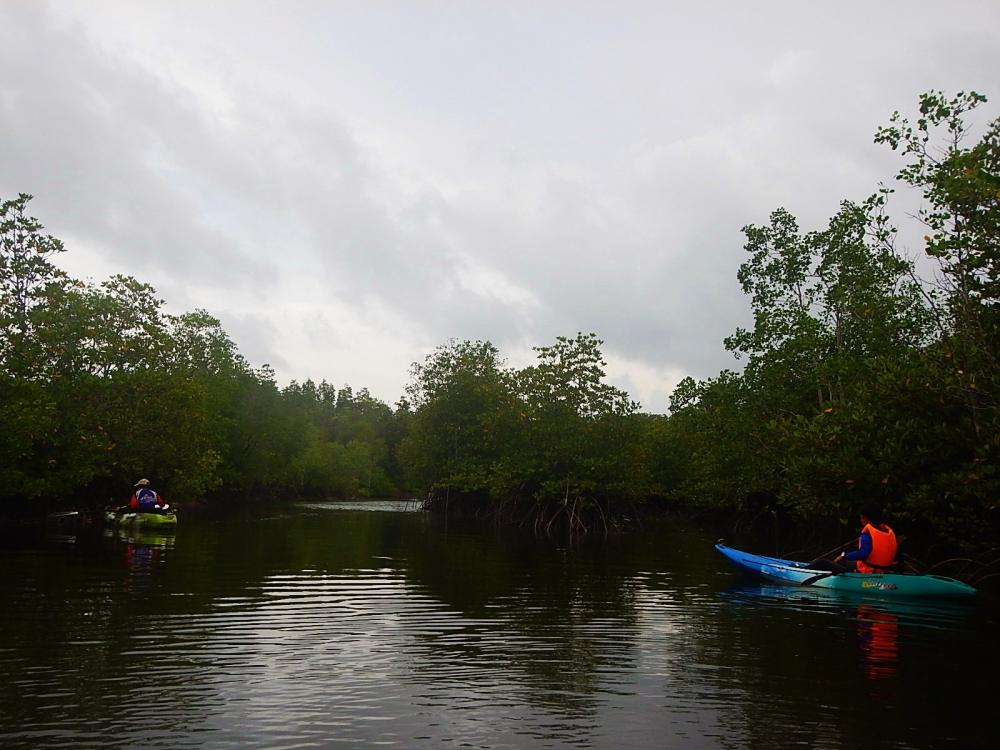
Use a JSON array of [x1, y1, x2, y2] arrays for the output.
[[3, 89, 999, 553], [0, 196, 408, 508]]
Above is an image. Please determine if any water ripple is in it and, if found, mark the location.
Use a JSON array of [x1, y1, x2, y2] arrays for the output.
[[1, 515, 996, 749]]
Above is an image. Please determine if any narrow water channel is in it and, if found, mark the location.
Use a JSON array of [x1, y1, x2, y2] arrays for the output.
[[0, 501, 995, 748]]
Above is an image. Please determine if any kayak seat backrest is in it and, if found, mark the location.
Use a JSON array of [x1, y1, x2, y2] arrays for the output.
[[136, 488, 157, 510]]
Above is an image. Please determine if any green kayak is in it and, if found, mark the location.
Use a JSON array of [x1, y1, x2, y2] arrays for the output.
[[104, 510, 178, 529]]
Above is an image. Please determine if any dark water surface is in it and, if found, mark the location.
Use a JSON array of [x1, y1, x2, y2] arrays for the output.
[[1, 502, 996, 748]]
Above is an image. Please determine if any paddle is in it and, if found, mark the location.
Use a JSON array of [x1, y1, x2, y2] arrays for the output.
[[800, 528, 906, 585], [47, 510, 80, 519], [800, 541, 856, 586], [800, 569, 844, 586], [806, 539, 857, 567]]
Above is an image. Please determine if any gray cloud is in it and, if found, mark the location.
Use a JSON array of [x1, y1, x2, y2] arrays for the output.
[[2, 1, 999, 412], [0, 4, 277, 295]]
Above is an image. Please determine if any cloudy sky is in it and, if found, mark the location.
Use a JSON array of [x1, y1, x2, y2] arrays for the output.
[[2, 1, 998, 411]]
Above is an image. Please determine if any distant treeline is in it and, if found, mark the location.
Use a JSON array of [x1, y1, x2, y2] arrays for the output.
[[2, 91, 998, 553], [0, 193, 409, 506]]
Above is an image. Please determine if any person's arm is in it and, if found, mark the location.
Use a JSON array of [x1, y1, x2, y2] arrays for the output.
[[843, 532, 873, 562]]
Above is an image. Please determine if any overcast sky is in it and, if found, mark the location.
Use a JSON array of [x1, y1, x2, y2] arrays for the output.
[[2, 1, 998, 411]]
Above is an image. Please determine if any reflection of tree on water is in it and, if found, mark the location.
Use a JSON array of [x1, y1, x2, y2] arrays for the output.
[[856, 604, 898, 680], [397, 521, 646, 716], [3, 506, 998, 749], [0, 529, 220, 749]]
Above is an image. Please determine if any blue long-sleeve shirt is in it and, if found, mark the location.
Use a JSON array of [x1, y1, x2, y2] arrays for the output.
[[843, 531, 872, 562]]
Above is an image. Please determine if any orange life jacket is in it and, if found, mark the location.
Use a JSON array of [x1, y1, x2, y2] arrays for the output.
[[855, 523, 897, 574]]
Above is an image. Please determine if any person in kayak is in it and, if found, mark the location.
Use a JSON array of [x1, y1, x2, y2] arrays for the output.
[[835, 508, 897, 573], [129, 478, 169, 513]]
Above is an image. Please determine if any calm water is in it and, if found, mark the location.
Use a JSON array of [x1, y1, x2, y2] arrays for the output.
[[1, 502, 996, 748]]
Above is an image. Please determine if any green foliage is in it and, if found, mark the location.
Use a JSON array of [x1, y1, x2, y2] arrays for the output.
[[401, 339, 514, 494], [661, 90, 1000, 553], [726, 200, 930, 412], [0, 195, 404, 508], [0, 193, 66, 378], [401, 333, 651, 517], [514, 333, 648, 506], [32, 275, 171, 378], [5, 88, 999, 555], [875, 91, 1000, 305], [653, 372, 774, 509], [0, 376, 60, 499], [168, 309, 246, 376]]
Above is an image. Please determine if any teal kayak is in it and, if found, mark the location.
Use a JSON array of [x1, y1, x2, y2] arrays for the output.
[[104, 510, 178, 529], [716, 543, 976, 599]]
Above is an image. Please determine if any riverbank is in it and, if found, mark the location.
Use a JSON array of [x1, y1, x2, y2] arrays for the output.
[[418, 494, 1000, 597], [5, 489, 996, 598]]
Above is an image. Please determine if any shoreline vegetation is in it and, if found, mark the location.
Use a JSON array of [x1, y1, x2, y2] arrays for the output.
[[2, 91, 999, 566]]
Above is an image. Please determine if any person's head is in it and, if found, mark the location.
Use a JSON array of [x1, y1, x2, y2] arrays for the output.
[[859, 507, 884, 526], [134, 478, 150, 488]]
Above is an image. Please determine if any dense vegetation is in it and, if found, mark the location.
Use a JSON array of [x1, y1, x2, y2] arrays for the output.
[[652, 91, 1000, 553], [0, 198, 409, 508], [399, 334, 651, 532], [2, 91, 998, 553]]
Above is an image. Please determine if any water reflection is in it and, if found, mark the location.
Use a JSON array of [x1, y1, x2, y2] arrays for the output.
[[856, 604, 898, 680], [719, 581, 977, 627], [299, 499, 422, 513], [718, 582, 976, 683], [103, 527, 175, 589], [0, 508, 996, 749]]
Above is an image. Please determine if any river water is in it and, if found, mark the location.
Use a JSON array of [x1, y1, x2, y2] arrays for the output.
[[0, 501, 995, 748]]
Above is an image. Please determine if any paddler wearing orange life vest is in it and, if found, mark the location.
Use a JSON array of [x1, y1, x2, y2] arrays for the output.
[[835, 508, 898, 573]]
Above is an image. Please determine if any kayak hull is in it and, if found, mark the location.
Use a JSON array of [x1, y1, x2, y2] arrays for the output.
[[105, 511, 178, 529], [716, 543, 976, 599]]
